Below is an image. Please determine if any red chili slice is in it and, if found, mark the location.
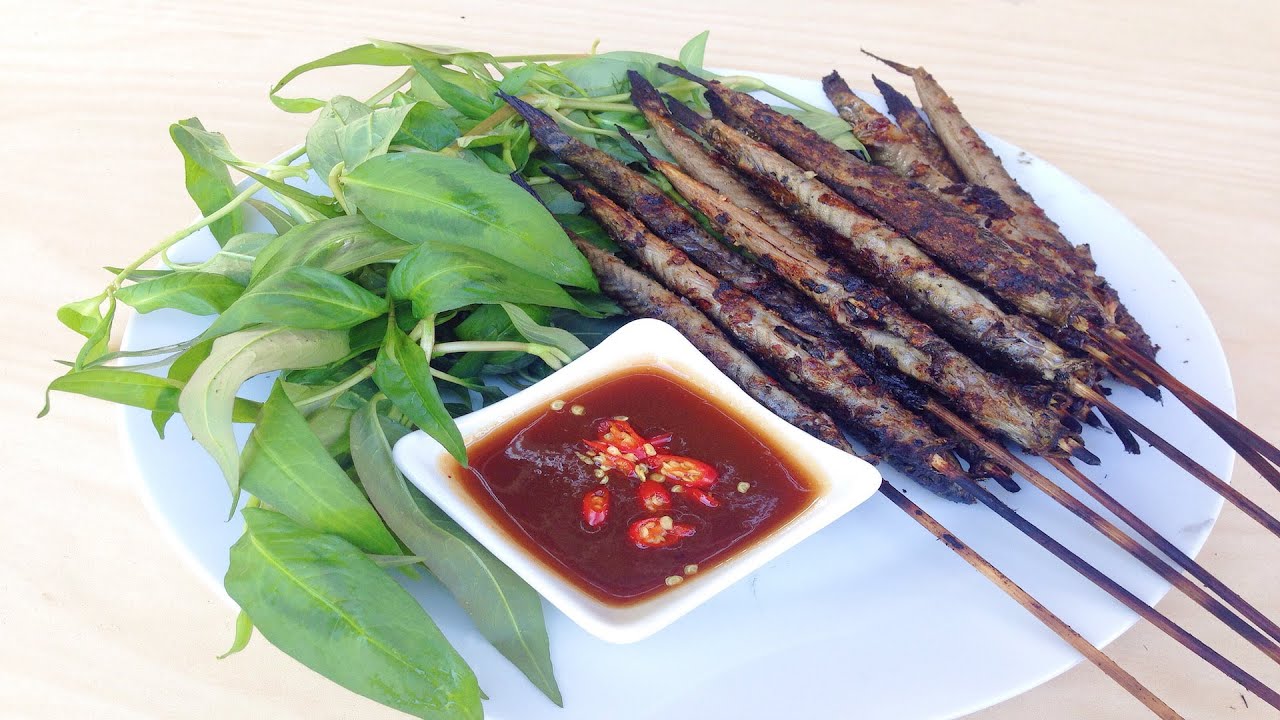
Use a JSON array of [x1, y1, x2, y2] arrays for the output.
[[582, 440, 637, 474], [648, 454, 718, 488], [596, 419, 647, 452], [636, 480, 671, 513], [682, 487, 721, 508], [627, 516, 696, 548], [581, 488, 610, 527]]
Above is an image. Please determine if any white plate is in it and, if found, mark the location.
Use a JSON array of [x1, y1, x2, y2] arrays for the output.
[[119, 71, 1234, 719]]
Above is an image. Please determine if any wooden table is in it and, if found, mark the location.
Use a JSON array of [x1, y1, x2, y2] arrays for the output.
[[6, 1, 1278, 717]]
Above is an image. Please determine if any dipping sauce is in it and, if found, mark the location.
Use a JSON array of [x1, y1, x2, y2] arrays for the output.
[[443, 367, 819, 605]]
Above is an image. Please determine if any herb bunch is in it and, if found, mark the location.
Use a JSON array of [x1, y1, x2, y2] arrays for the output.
[[42, 31, 865, 718]]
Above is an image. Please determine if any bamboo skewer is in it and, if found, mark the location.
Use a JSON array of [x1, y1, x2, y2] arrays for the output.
[[945, 467, 1280, 709], [927, 401, 1280, 664], [877, 483, 1184, 720], [1046, 456, 1280, 645], [1074, 383, 1280, 540], [1092, 331, 1280, 492]]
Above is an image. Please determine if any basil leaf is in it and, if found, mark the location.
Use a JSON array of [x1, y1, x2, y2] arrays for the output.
[[497, 63, 538, 95], [773, 106, 865, 153], [501, 303, 588, 360], [178, 327, 350, 501], [554, 213, 616, 251], [56, 293, 108, 338], [678, 31, 710, 74], [389, 101, 460, 151], [39, 367, 260, 423], [372, 321, 466, 465], [306, 96, 415, 180], [248, 199, 299, 234], [116, 272, 244, 316], [269, 44, 414, 113], [412, 61, 500, 120], [555, 51, 672, 97], [217, 609, 254, 660], [251, 215, 412, 284], [389, 242, 587, 319], [240, 382, 399, 554], [194, 232, 277, 284], [351, 399, 562, 705], [170, 118, 244, 245], [343, 152, 596, 290], [225, 508, 481, 719], [74, 296, 116, 369], [238, 166, 341, 219], [206, 266, 387, 338]]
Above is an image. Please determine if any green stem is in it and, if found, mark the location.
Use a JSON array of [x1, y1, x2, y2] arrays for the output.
[[328, 161, 351, 215], [293, 364, 376, 412], [491, 53, 587, 63], [554, 98, 638, 113], [366, 68, 417, 105], [107, 146, 306, 292], [545, 107, 618, 138]]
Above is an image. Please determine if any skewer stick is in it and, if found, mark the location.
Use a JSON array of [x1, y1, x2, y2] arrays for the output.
[[943, 465, 1280, 709], [1047, 456, 1280, 646], [877, 483, 1183, 719], [1073, 382, 1280, 540], [1092, 332, 1280, 492], [928, 401, 1280, 664]]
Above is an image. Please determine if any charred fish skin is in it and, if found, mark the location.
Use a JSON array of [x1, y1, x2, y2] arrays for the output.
[[633, 134, 1075, 456], [570, 234, 853, 453], [870, 74, 964, 182], [823, 71, 956, 188], [868, 55, 1158, 361], [661, 64, 1105, 337], [665, 98, 1096, 389], [496, 91, 835, 343], [558, 175, 974, 503]]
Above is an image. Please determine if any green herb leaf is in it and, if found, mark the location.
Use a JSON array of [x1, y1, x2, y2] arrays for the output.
[[217, 609, 254, 660], [774, 106, 866, 153], [389, 100, 460, 151], [251, 215, 412, 284], [351, 399, 561, 706], [238, 166, 342, 220], [74, 296, 116, 369], [554, 213, 617, 251], [343, 152, 596, 290], [192, 232, 277, 284], [306, 96, 416, 180], [248, 199, 299, 234], [116, 272, 244, 316], [269, 44, 415, 113], [555, 51, 672, 97], [57, 293, 108, 338], [678, 31, 710, 74], [501, 303, 588, 360], [389, 242, 588, 320], [39, 367, 260, 422], [241, 382, 399, 554], [178, 327, 350, 501], [205, 266, 387, 338], [372, 320, 466, 465], [225, 508, 481, 719], [412, 61, 500, 120], [170, 118, 244, 245], [497, 63, 539, 95]]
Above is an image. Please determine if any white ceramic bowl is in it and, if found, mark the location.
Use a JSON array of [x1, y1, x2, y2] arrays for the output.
[[392, 318, 883, 643]]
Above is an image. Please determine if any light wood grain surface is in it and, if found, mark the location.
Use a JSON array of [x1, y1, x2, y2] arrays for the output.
[[5, 0, 1279, 717]]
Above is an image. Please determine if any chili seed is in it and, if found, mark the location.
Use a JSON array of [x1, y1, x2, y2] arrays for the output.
[[665, 575, 683, 586], [737, 481, 751, 493], [570, 404, 585, 416], [575, 452, 593, 465], [599, 477, 609, 485], [669, 484, 683, 493], [634, 466, 647, 481], [594, 469, 605, 479], [643, 443, 656, 456], [612, 415, 629, 421], [550, 400, 565, 411], [684, 564, 699, 575], [606, 446, 621, 456], [659, 515, 673, 530]]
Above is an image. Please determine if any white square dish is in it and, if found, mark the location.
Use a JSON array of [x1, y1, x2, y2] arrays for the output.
[[392, 318, 882, 643]]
